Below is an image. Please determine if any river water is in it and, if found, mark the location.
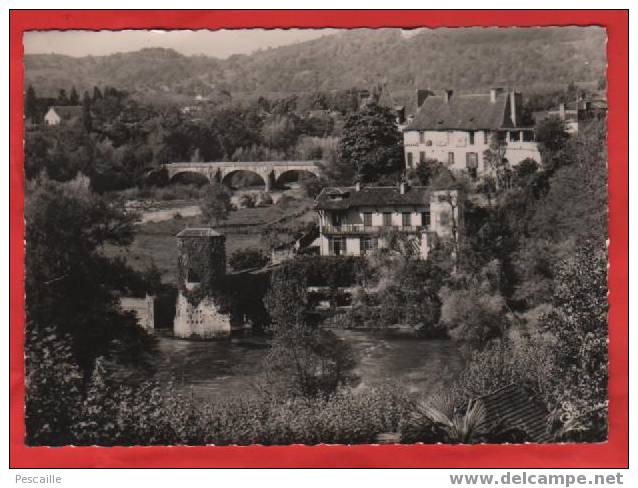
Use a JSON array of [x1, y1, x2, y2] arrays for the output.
[[147, 330, 466, 401]]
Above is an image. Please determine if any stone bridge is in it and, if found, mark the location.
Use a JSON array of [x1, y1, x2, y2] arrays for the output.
[[162, 160, 323, 192]]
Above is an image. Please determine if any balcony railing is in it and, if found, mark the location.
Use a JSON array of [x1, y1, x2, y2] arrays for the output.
[[322, 224, 426, 234]]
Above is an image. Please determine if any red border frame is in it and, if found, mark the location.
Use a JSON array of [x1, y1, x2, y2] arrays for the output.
[[9, 10, 629, 468]]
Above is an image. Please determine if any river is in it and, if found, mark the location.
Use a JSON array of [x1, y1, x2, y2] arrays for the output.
[[146, 330, 466, 401]]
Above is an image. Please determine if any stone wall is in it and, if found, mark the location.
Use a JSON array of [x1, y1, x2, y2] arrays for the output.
[[120, 295, 155, 332], [173, 293, 231, 339]]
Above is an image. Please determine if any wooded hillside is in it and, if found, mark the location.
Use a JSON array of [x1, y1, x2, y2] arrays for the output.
[[25, 27, 606, 105]]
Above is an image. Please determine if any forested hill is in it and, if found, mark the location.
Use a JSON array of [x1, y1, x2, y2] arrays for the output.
[[25, 27, 606, 103]]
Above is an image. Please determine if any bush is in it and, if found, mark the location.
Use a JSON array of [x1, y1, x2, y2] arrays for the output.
[[257, 192, 273, 206], [229, 248, 269, 271], [239, 193, 257, 208]]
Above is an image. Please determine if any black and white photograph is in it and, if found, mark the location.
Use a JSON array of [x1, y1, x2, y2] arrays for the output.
[[22, 25, 609, 446]]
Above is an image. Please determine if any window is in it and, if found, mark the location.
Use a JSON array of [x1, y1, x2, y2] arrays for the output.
[[469, 131, 475, 145], [332, 212, 344, 226], [419, 131, 425, 144], [383, 212, 392, 227], [402, 212, 412, 227], [509, 131, 521, 142], [421, 209, 431, 228], [448, 152, 455, 165], [419, 151, 426, 163], [360, 237, 378, 255], [330, 237, 346, 256], [466, 152, 479, 180], [363, 212, 372, 227], [483, 131, 489, 145], [406, 152, 413, 168]]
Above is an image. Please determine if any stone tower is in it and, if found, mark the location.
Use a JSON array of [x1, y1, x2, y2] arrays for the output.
[[174, 227, 231, 339]]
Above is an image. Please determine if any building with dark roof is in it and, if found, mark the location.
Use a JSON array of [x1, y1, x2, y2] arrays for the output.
[[403, 88, 541, 179], [314, 181, 462, 258], [43, 105, 83, 126]]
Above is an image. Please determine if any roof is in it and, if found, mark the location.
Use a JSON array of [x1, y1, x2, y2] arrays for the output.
[[47, 105, 82, 119], [315, 185, 431, 211], [405, 92, 511, 131], [474, 384, 552, 442], [176, 227, 223, 238]]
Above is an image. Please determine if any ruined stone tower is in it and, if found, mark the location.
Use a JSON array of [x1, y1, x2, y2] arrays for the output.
[[174, 227, 231, 339]]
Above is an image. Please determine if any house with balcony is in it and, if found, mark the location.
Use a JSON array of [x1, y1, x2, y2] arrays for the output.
[[403, 88, 541, 179], [314, 181, 462, 259]]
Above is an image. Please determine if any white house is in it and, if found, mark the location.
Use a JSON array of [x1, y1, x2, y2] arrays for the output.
[[314, 182, 462, 260], [43, 106, 82, 126], [403, 88, 541, 179]]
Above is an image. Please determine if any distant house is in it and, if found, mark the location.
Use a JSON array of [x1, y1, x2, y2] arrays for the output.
[[43, 105, 82, 126], [314, 181, 462, 259], [403, 88, 541, 179], [533, 94, 608, 134]]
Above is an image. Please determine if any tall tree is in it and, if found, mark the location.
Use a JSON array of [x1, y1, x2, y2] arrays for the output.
[[336, 101, 404, 183], [69, 86, 80, 105], [25, 84, 38, 122], [92, 86, 103, 102], [199, 184, 232, 226], [82, 91, 92, 132], [57, 89, 68, 105], [25, 174, 151, 375]]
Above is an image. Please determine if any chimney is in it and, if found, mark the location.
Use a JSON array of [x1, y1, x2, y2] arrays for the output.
[[509, 91, 522, 126], [559, 103, 566, 120], [416, 89, 431, 108], [490, 87, 504, 103], [443, 89, 454, 104], [355, 180, 361, 192], [399, 180, 408, 195]]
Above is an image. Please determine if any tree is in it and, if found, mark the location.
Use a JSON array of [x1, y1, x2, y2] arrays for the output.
[[57, 89, 68, 105], [25, 84, 38, 122], [229, 248, 269, 271], [535, 116, 570, 171], [543, 244, 608, 441], [82, 91, 92, 132], [482, 133, 510, 191], [337, 102, 403, 183], [92, 86, 103, 102], [512, 158, 539, 188], [199, 183, 232, 226], [262, 261, 357, 398], [25, 174, 152, 375], [439, 280, 509, 348], [69, 86, 80, 105], [414, 158, 444, 186]]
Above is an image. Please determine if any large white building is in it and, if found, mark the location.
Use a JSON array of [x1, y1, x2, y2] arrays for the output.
[[403, 88, 541, 179], [314, 182, 462, 259]]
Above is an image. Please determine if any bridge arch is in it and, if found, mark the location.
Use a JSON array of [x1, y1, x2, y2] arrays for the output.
[[221, 169, 268, 190], [275, 168, 320, 187], [169, 171, 210, 186]]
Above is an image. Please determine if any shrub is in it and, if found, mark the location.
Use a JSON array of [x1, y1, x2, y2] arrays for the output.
[[239, 193, 257, 208], [257, 192, 273, 206], [229, 248, 269, 271]]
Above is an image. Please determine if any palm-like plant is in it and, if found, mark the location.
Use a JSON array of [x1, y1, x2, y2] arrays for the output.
[[411, 394, 489, 444]]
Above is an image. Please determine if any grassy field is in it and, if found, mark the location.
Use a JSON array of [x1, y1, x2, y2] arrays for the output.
[[105, 196, 316, 283]]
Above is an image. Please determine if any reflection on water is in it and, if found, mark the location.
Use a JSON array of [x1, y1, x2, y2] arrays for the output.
[[145, 330, 465, 401]]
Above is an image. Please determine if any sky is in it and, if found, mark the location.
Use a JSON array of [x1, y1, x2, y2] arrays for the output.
[[23, 29, 338, 58]]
